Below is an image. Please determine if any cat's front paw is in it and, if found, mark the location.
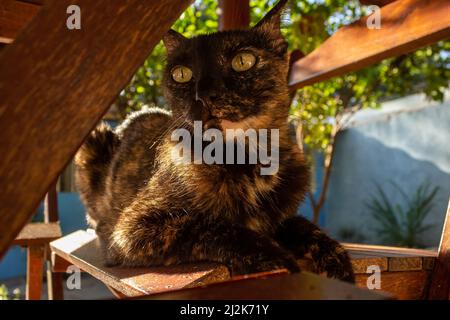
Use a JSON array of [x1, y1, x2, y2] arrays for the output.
[[312, 243, 355, 283], [230, 252, 300, 276]]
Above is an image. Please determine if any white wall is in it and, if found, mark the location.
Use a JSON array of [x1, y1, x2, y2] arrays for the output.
[[325, 92, 450, 248]]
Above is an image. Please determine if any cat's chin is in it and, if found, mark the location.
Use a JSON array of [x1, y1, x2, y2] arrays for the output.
[[202, 118, 247, 131], [203, 116, 265, 132], [220, 119, 246, 131]]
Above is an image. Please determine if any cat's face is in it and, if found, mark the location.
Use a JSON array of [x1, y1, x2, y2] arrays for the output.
[[162, 0, 289, 131]]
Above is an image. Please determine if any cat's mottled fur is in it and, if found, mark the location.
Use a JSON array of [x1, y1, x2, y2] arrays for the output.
[[75, 0, 354, 281]]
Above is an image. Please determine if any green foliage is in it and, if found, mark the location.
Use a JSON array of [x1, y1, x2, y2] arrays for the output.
[[288, 0, 449, 152], [366, 181, 439, 248], [0, 284, 20, 300], [118, 0, 449, 154]]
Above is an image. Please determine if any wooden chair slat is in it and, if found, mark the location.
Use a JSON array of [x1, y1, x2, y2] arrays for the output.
[[289, 0, 450, 89], [359, 0, 397, 6], [26, 245, 45, 300], [344, 243, 438, 257], [0, 0, 192, 259], [13, 222, 61, 246], [350, 256, 389, 273]]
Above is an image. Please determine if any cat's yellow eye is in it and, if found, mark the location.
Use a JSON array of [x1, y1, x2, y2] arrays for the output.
[[171, 65, 193, 83], [231, 52, 256, 72]]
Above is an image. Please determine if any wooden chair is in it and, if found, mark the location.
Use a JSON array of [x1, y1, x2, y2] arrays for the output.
[[48, 200, 449, 299], [12, 184, 63, 300], [1, 0, 449, 299]]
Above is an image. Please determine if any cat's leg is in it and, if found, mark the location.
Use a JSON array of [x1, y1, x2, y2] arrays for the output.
[[275, 216, 355, 282], [110, 211, 300, 276]]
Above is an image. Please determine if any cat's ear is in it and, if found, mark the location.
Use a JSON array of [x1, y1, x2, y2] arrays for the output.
[[253, 0, 288, 45], [163, 29, 187, 55]]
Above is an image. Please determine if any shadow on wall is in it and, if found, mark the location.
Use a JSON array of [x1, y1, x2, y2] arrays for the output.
[[0, 193, 88, 280], [326, 128, 450, 247]]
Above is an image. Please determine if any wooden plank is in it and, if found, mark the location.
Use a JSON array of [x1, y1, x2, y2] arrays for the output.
[[51, 251, 75, 273], [355, 270, 431, 300], [144, 272, 391, 300], [43, 183, 64, 299], [26, 245, 45, 300], [351, 256, 388, 274], [0, 0, 192, 259], [389, 257, 422, 272], [44, 182, 59, 223], [428, 199, 450, 299], [106, 285, 129, 300], [359, 0, 397, 6], [0, 0, 40, 43], [50, 229, 439, 297], [344, 243, 438, 257], [346, 243, 437, 274], [218, 0, 249, 31], [289, 0, 450, 89], [13, 222, 62, 246], [50, 230, 231, 297], [51, 229, 441, 299], [18, 0, 44, 5]]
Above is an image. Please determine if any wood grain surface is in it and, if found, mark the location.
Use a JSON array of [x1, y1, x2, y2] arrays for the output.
[[289, 0, 450, 89], [143, 271, 391, 300], [13, 222, 62, 246], [0, 0, 40, 43]]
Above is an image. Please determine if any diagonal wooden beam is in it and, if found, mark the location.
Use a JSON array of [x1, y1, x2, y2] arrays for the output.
[[0, 0, 40, 43], [18, 0, 44, 4], [0, 0, 192, 258], [218, 0, 250, 31], [289, 0, 450, 89], [359, 0, 397, 6]]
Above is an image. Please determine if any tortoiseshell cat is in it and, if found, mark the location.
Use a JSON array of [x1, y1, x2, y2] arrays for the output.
[[75, 0, 354, 282]]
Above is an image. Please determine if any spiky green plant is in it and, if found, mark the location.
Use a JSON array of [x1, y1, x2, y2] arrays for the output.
[[366, 181, 439, 248]]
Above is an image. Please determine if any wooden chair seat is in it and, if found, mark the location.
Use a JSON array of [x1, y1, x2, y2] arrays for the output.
[[50, 230, 231, 298], [12, 221, 63, 300], [50, 229, 437, 299], [13, 222, 62, 246]]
